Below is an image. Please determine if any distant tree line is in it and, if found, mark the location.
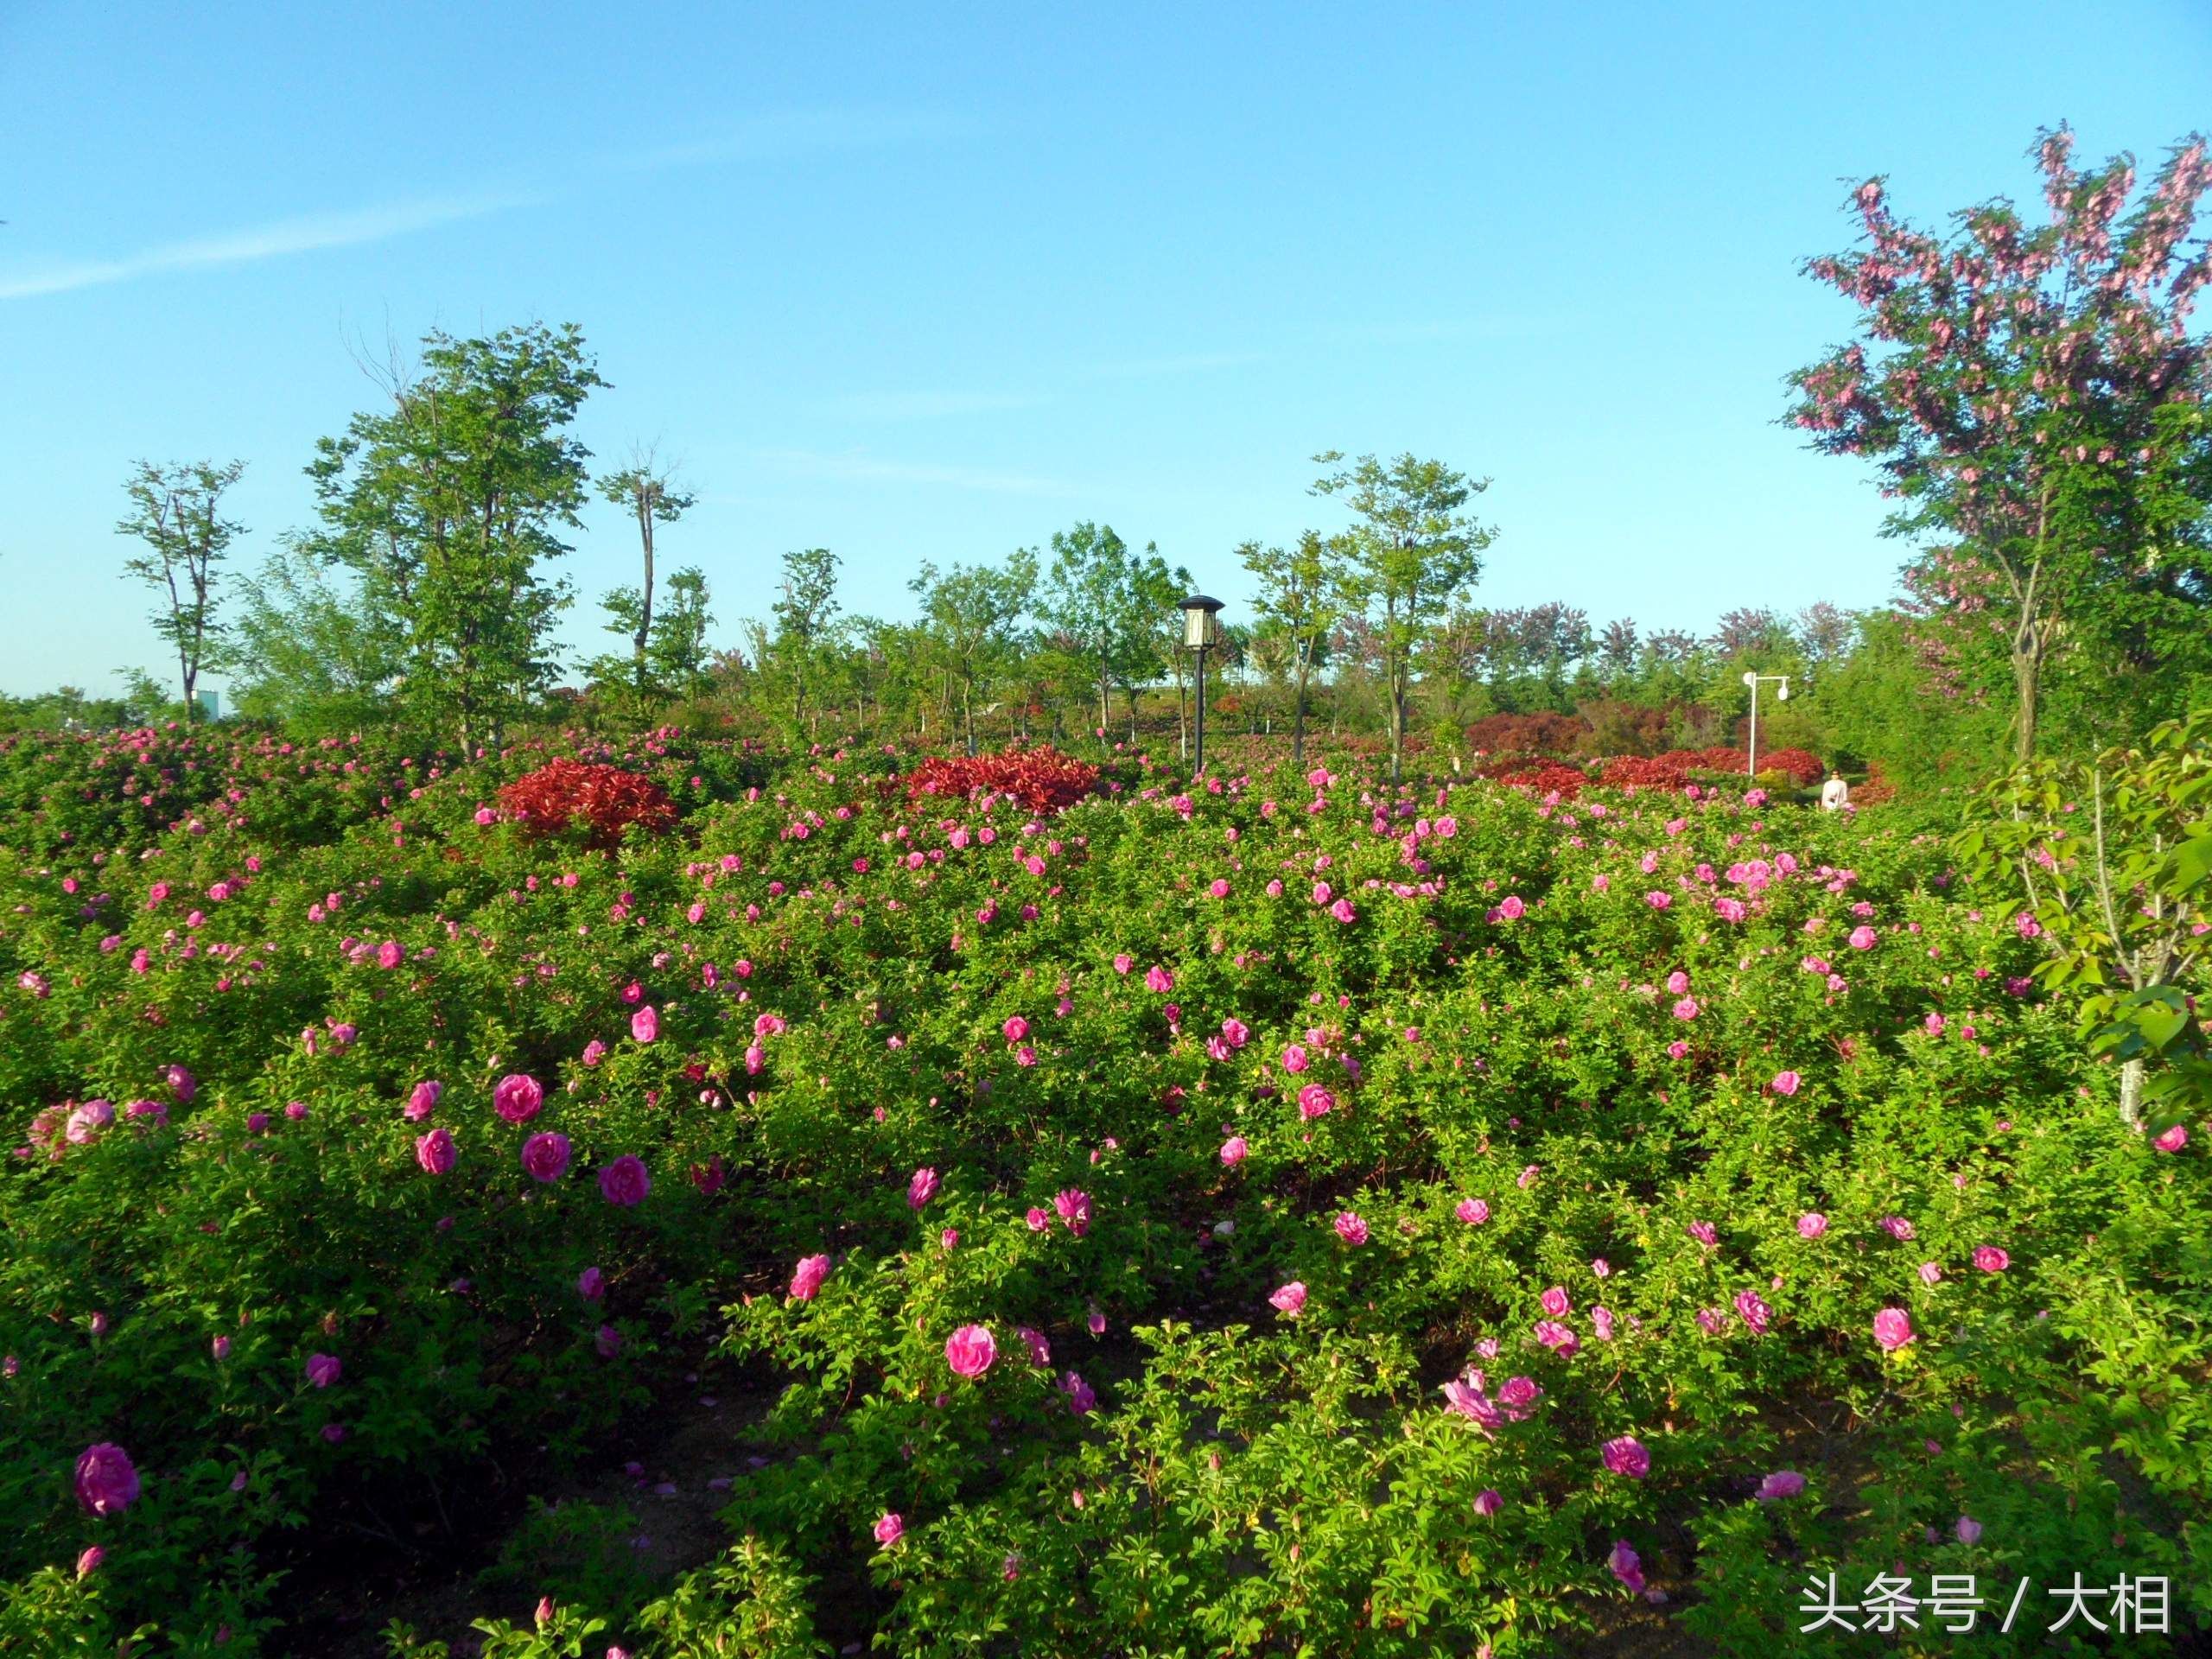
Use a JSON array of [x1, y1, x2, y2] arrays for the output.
[[30, 125, 2205, 791]]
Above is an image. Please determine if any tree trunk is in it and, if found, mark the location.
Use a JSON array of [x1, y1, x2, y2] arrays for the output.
[[2120, 1057, 2146, 1129], [2012, 644, 2040, 766], [1292, 648, 1310, 770], [1389, 662, 1407, 786], [633, 490, 655, 678]]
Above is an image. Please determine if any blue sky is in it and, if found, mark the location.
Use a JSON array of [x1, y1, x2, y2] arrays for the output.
[[2, 0, 2207, 699]]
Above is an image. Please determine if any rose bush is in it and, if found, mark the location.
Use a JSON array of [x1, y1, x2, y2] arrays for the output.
[[0, 722, 2203, 1654]]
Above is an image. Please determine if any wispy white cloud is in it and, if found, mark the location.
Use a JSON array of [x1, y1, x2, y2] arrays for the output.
[[0, 190, 542, 302], [1, 105, 974, 304], [758, 446, 1068, 496], [815, 389, 1045, 422]]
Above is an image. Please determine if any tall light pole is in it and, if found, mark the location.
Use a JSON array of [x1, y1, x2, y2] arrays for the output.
[[1180, 594, 1224, 779], [1740, 670, 1790, 779]]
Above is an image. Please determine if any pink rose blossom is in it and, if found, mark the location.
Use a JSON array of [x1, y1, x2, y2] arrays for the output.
[[791, 1255, 831, 1300], [493, 1073, 543, 1125], [521, 1132, 571, 1183], [597, 1154, 651, 1207], [945, 1324, 996, 1378]]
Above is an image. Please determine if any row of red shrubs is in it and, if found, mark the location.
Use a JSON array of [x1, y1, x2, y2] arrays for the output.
[[904, 748, 1104, 814], [488, 738, 1827, 845]]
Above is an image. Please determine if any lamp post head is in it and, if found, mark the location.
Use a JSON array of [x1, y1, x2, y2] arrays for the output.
[[1741, 670, 1758, 689], [1180, 594, 1224, 651]]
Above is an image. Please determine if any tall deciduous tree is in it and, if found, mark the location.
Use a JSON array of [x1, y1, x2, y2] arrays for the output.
[[1041, 522, 1176, 741], [911, 551, 1037, 755], [117, 460, 245, 720], [297, 322, 603, 749], [772, 548, 841, 730], [597, 452, 694, 702], [1789, 125, 2212, 763], [1312, 451, 1495, 783], [1238, 530, 1346, 767]]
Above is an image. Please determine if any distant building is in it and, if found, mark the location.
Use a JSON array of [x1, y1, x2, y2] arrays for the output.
[[195, 690, 221, 721]]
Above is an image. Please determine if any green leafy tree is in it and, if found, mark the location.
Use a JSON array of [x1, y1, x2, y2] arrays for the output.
[[1312, 451, 1496, 782], [231, 543, 409, 732], [1040, 523, 1175, 741], [911, 551, 1037, 755], [596, 453, 695, 707], [1957, 707, 2212, 1128], [1238, 530, 1347, 767], [1789, 125, 2212, 763], [771, 549, 841, 731], [116, 460, 245, 721], [295, 322, 604, 749]]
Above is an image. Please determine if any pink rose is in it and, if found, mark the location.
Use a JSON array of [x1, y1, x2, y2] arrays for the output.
[[631, 1005, 658, 1044], [597, 1154, 651, 1207], [415, 1128, 456, 1174], [1268, 1281, 1307, 1318], [1601, 1435, 1650, 1478], [73, 1443, 139, 1515], [521, 1131, 571, 1183], [791, 1255, 831, 1300], [908, 1166, 940, 1209], [874, 1512, 905, 1547], [945, 1324, 996, 1378], [493, 1073, 543, 1125], [1873, 1307, 1915, 1351]]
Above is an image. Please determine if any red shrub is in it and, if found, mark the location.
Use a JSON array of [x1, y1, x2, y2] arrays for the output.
[[906, 747, 1103, 814], [497, 760, 677, 847], [1599, 755, 1689, 790], [1760, 747, 1824, 786], [1492, 762, 1589, 800], [1464, 712, 1590, 758]]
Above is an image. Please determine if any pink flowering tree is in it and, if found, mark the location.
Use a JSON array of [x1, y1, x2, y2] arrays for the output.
[[1788, 124, 2212, 763]]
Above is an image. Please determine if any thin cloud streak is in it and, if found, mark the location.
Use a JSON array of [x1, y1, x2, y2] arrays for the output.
[[758, 446, 1069, 496], [2, 105, 970, 303], [0, 190, 542, 302]]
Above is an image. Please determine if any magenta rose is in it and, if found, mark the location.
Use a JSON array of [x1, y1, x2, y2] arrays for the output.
[[73, 1443, 139, 1516], [1601, 1435, 1650, 1478], [790, 1254, 831, 1300], [598, 1154, 651, 1207], [521, 1131, 571, 1184], [493, 1073, 543, 1124], [945, 1324, 996, 1378], [414, 1127, 456, 1174]]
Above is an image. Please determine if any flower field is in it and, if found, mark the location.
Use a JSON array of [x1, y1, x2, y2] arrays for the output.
[[2, 725, 2206, 1656]]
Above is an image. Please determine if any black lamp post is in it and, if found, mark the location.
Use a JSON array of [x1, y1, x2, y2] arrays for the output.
[[1179, 594, 1224, 779]]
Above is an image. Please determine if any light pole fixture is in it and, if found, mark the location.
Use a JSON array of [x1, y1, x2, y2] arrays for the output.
[[1740, 670, 1790, 779], [1180, 594, 1224, 779]]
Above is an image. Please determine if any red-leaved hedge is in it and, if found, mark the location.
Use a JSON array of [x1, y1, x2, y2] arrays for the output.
[[497, 759, 677, 847], [906, 747, 1103, 814]]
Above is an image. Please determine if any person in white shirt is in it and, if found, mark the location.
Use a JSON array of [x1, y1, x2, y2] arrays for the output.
[[1820, 770, 1851, 810]]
